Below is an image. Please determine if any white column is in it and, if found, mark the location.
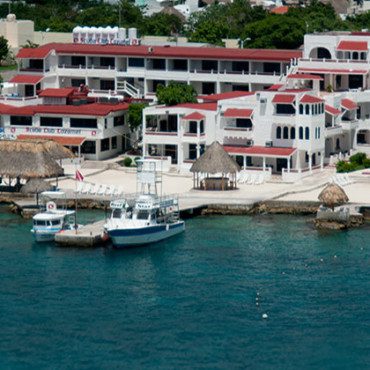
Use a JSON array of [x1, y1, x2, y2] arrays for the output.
[[262, 157, 266, 172], [197, 120, 200, 138], [309, 154, 312, 173], [287, 157, 291, 172], [243, 156, 246, 170], [320, 152, 324, 170], [196, 144, 200, 159]]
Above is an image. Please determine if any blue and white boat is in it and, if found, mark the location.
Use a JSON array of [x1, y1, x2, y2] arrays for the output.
[[104, 159, 185, 248], [31, 191, 76, 242]]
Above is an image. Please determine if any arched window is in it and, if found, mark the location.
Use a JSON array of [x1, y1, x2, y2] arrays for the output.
[[299, 104, 304, 115], [299, 126, 303, 140], [318, 127, 320, 139], [305, 127, 310, 140], [353, 52, 359, 60], [291, 127, 296, 139], [305, 105, 309, 115], [283, 126, 289, 139], [361, 52, 367, 60], [276, 126, 281, 139]]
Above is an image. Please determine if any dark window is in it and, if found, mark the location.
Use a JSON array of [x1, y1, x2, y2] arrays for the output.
[[202, 82, 215, 94], [29, 59, 43, 70], [317, 48, 331, 59], [165, 144, 177, 164], [283, 126, 289, 139], [263, 63, 280, 74], [276, 104, 295, 115], [305, 127, 310, 140], [25, 84, 34, 97], [128, 58, 144, 67], [114, 115, 125, 127], [232, 85, 249, 91], [276, 126, 282, 139], [232, 61, 249, 72], [40, 117, 63, 127], [173, 59, 188, 71], [101, 138, 110, 152], [299, 126, 303, 139], [153, 80, 165, 93], [100, 57, 115, 67], [189, 121, 197, 133], [100, 80, 115, 90], [305, 105, 310, 115], [111, 136, 117, 149], [151, 59, 166, 70], [70, 118, 97, 128], [10, 116, 32, 126], [349, 75, 363, 89], [299, 104, 304, 114], [200, 120, 204, 133], [291, 127, 296, 139], [159, 115, 177, 132], [189, 144, 197, 160], [236, 119, 252, 128], [353, 52, 359, 60], [202, 60, 218, 71], [71, 56, 86, 67], [81, 141, 96, 154], [71, 79, 86, 87]]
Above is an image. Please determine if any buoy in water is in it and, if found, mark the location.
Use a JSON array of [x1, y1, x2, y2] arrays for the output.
[[262, 313, 268, 319]]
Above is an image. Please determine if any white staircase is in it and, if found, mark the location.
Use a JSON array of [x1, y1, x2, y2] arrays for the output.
[[116, 80, 142, 98]]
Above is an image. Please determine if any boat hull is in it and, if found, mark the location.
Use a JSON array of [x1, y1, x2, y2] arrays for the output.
[[108, 221, 185, 248], [31, 228, 60, 242]]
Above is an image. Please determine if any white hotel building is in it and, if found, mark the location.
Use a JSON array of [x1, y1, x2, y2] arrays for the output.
[[0, 31, 370, 174]]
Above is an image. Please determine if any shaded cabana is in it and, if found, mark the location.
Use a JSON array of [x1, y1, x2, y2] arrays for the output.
[[190, 141, 240, 190], [318, 183, 349, 210], [0, 140, 69, 189], [21, 178, 53, 205]]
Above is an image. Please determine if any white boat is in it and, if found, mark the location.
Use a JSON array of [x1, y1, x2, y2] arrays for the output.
[[31, 191, 76, 242], [104, 159, 185, 248]]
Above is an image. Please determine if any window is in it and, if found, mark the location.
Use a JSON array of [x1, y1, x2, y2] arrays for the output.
[[232, 61, 249, 72], [299, 126, 304, 140], [353, 52, 359, 60], [305, 105, 309, 115], [111, 136, 117, 149], [202, 60, 218, 71], [70, 118, 97, 129], [101, 138, 110, 152], [299, 104, 304, 115], [189, 144, 197, 160], [100, 79, 115, 91], [71, 79, 86, 87], [283, 126, 289, 139], [263, 62, 280, 74], [189, 121, 197, 134], [305, 127, 310, 140], [100, 57, 115, 68], [318, 127, 320, 139], [153, 80, 165, 93], [10, 116, 32, 126], [173, 59, 188, 71], [202, 82, 215, 95], [81, 140, 96, 154], [276, 126, 282, 139], [40, 117, 63, 127], [71, 56, 86, 67], [151, 59, 166, 70], [128, 58, 144, 67], [114, 115, 125, 127], [276, 104, 295, 115], [29, 59, 43, 70], [51, 220, 60, 226], [200, 120, 204, 133], [290, 127, 296, 139], [236, 119, 252, 128]]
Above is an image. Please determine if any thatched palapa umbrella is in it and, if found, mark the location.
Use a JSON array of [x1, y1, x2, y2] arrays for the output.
[[21, 178, 53, 205], [190, 141, 240, 190], [0, 140, 66, 180], [318, 183, 349, 210]]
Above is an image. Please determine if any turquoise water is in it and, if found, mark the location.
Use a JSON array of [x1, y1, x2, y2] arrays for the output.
[[0, 206, 369, 369]]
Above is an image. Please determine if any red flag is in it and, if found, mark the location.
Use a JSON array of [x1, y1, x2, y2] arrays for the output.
[[75, 170, 84, 182]]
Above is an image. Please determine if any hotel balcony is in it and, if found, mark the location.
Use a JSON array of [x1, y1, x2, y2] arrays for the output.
[[324, 125, 343, 137], [223, 126, 253, 140], [182, 131, 206, 143], [298, 58, 370, 72]]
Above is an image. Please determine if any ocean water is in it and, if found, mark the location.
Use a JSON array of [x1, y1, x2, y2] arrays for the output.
[[0, 206, 369, 369]]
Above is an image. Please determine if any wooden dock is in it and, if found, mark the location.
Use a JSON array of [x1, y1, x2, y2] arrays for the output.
[[55, 220, 109, 247]]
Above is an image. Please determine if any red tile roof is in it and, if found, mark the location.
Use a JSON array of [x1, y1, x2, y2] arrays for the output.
[[200, 91, 254, 102], [165, 102, 218, 111], [182, 112, 205, 120], [4, 102, 129, 116], [38, 88, 75, 98], [271, 5, 289, 14], [287, 74, 323, 81], [341, 98, 358, 111], [300, 95, 324, 104], [16, 42, 302, 62], [267, 84, 284, 91], [298, 68, 368, 75], [17, 134, 85, 146], [325, 104, 341, 116], [337, 41, 368, 51], [272, 94, 296, 104], [9, 74, 44, 84], [223, 108, 253, 118], [224, 145, 296, 157]]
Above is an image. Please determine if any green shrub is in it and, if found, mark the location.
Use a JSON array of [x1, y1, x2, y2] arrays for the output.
[[363, 158, 370, 168], [123, 157, 132, 167], [336, 160, 359, 173], [349, 152, 367, 165]]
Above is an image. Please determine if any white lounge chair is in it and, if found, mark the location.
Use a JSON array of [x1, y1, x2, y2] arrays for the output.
[[98, 184, 107, 196], [247, 174, 255, 185], [76, 182, 84, 193], [89, 183, 100, 195], [105, 185, 114, 197], [81, 183, 91, 194]]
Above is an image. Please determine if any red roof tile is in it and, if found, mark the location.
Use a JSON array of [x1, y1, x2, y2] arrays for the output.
[[17, 134, 85, 146], [300, 95, 324, 104], [287, 74, 323, 81], [182, 112, 205, 120], [267, 84, 284, 91], [38, 88, 75, 98], [325, 105, 341, 116], [16, 42, 302, 62], [298, 68, 368, 75], [341, 98, 358, 111], [271, 5, 289, 14], [272, 94, 296, 104], [337, 41, 368, 51], [9, 74, 44, 84], [223, 108, 253, 118], [224, 145, 296, 157], [164, 102, 218, 111], [200, 91, 254, 102]]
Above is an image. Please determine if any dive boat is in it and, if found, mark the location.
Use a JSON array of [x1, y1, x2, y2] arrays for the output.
[[31, 191, 76, 242]]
